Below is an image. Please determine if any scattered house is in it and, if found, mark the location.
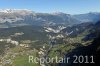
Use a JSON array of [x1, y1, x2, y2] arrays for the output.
[[14, 32, 24, 36], [38, 51, 44, 55], [43, 46, 45, 49], [20, 44, 30, 48], [20, 40, 32, 44]]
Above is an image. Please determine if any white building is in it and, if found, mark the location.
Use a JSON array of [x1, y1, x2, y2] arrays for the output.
[[10, 40, 19, 45], [0, 39, 3, 42], [6, 38, 11, 43]]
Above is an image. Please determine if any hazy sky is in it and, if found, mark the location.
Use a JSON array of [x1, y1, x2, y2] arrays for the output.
[[0, 0, 100, 14]]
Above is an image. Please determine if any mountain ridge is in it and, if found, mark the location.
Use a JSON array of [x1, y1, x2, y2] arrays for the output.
[[0, 9, 100, 28]]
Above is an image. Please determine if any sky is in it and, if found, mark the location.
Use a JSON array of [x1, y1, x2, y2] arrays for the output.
[[0, 0, 100, 14]]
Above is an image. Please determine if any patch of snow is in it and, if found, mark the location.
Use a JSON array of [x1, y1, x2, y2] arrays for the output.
[[66, 31, 73, 35]]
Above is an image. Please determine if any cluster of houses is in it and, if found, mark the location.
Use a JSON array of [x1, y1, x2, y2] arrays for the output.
[[38, 46, 46, 56], [0, 38, 19, 46], [10, 32, 24, 37], [19, 44, 30, 48], [38, 46, 46, 66], [0, 38, 30, 48]]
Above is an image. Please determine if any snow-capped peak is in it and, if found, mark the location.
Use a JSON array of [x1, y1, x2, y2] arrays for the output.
[[0, 9, 33, 13]]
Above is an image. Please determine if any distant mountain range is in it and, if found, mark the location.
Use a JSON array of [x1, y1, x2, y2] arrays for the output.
[[73, 12, 100, 22], [0, 9, 100, 28]]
